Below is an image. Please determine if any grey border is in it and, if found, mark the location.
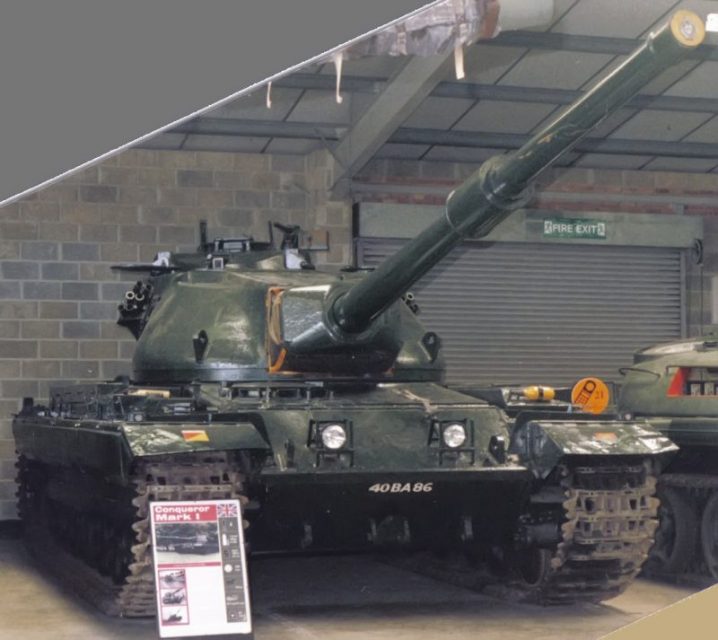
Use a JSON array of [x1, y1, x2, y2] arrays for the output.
[[0, 1, 433, 206]]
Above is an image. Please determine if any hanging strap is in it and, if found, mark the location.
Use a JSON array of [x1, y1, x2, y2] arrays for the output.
[[333, 51, 344, 104]]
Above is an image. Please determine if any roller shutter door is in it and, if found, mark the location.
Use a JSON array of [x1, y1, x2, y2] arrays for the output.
[[358, 239, 684, 386]]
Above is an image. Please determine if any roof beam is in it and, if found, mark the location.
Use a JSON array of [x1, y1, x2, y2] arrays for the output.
[[433, 83, 718, 114], [275, 73, 380, 94], [274, 73, 718, 114], [159, 117, 718, 159], [172, 117, 342, 140], [329, 52, 453, 198], [390, 128, 718, 159], [487, 30, 718, 61]]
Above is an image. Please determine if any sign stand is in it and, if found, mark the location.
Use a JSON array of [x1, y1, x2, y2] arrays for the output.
[[149, 500, 252, 638]]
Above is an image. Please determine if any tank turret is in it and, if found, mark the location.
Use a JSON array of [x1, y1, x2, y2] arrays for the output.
[[117, 10, 706, 384], [619, 336, 718, 417]]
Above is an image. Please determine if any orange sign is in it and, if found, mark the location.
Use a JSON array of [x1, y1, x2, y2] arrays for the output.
[[571, 377, 610, 414]]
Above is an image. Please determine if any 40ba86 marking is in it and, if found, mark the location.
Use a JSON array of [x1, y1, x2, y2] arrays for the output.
[[368, 482, 433, 494]]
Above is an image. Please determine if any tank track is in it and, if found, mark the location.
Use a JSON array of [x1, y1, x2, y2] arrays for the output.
[[642, 474, 718, 585], [385, 462, 658, 604], [18, 452, 246, 617], [18, 457, 657, 612], [511, 463, 658, 604]]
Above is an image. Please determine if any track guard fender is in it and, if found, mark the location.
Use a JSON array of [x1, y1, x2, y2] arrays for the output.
[[122, 421, 270, 458], [510, 420, 678, 479]]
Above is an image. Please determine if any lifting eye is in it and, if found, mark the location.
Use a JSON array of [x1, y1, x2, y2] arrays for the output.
[[421, 332, 441, 362], [193, 330, 209, 363], [489, 435, 507, 463], [402, 292, 420, 314]]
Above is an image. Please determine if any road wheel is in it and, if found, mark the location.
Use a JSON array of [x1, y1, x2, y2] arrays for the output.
[[701, 491, 718, 578], [645, 485, 698, 574], [510, 547, 553, 601]]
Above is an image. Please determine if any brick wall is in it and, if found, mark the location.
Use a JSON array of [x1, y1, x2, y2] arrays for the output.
[[0, 148, 351, 520], [2, 147, 717, 520]]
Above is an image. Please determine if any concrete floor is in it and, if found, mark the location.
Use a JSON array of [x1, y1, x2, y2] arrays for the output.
[[0, 537, 699, 640]]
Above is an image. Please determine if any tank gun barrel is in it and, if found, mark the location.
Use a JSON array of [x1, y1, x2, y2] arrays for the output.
[[331, 11, 705, 334]]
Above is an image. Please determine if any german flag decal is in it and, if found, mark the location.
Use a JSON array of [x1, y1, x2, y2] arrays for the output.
[[181, 430, 210, 442]]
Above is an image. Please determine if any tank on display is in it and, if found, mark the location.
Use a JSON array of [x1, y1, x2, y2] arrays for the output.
[[13, 11, 703, 617], [161, 588, 186, 606], [153, 522, 219, 555], [619, 336, 718, 582]]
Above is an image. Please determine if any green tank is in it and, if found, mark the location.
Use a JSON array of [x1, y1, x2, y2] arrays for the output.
[[619, 336, 718, 582], [13, 10, 703, 617]]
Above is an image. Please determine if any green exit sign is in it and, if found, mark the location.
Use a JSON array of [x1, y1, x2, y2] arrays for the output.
[[543, 218, 607, 240]]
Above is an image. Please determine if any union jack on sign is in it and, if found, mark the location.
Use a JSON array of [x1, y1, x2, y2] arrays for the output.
[[217, 502, 239, 518]]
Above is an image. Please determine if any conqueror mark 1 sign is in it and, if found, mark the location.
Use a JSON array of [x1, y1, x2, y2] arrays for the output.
[[150, 500, 251, 638]]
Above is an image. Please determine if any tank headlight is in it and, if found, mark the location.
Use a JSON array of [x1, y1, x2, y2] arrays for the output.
[[321, 423, 347, 450], [443, 422, 467, 448]]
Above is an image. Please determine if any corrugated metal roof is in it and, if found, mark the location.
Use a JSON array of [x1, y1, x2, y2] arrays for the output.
[[145, 0, 718, 174]]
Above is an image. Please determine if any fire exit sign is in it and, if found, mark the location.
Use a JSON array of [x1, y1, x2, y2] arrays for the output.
[[543, 218, 607, 240]]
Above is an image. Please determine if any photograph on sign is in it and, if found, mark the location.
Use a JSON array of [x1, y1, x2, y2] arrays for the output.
[[155, 522, 221, 559], [149, 500, 251, 638]]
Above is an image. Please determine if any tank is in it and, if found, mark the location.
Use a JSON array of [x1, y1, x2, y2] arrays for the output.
[[154, 521, 219, 555], [618, 336, 718, 582], [161, 588, 186, 606], [13, 10, 703, 617]]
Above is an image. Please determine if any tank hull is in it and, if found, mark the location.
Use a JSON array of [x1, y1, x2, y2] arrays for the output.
[[619, 338, 718, 582], [15, 379, 675, 614], [15, 381, 530, 555]]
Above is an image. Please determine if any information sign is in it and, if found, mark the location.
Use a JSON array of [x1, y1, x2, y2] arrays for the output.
[[150, 500, 251, 638], [543, 218, 607, 240]]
